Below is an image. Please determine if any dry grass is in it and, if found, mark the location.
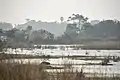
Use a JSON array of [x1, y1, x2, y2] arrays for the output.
[[0, 62, 48, 80], [0, 60, 86, 80], [0, 60, 120, 80]]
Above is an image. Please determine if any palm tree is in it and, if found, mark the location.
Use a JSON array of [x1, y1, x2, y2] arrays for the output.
[[60, 17, 64, 23]]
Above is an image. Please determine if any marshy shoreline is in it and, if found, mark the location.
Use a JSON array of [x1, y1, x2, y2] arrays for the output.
[[0, 45, 120, 80]]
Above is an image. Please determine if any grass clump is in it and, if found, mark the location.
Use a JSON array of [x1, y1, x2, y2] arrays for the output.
[[0, 62, 48, 80]]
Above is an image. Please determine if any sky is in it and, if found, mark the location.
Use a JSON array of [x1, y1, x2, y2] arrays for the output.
[[0, 0, 120, 24]]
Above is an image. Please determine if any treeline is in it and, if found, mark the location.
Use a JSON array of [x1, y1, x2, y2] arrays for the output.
[[0, 14, 120, 47]]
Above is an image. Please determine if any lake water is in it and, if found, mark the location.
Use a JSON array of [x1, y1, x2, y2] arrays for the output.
[[5, 45, 120, 76]]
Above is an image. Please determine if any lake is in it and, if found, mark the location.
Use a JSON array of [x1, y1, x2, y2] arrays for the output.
[[5, 45, 120, 76]]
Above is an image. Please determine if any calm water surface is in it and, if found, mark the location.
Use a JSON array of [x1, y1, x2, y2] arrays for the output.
[[5, 45, 120, 75]]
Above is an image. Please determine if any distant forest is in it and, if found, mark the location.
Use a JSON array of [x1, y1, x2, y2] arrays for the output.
[[0, 14, 120, 48]]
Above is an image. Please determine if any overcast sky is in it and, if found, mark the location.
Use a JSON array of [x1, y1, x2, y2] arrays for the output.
[[0, 0, 120, 24]]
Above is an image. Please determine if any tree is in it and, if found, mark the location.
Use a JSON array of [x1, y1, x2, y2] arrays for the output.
[[60, 17, 64, 23], [0, 22, 13, 30], [5, 28, 18, 39], [25, 25, 32, 41], [14, 30, 26, 42], [26, 18, 30, 22], [0, 29, 3, 33], [0, 40, 6, 52], [67, 14, 89, 30], [27, 25, 32, 31]]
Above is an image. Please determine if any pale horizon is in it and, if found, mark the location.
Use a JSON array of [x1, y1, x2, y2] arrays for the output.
[[0, 0, 120, 24]]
